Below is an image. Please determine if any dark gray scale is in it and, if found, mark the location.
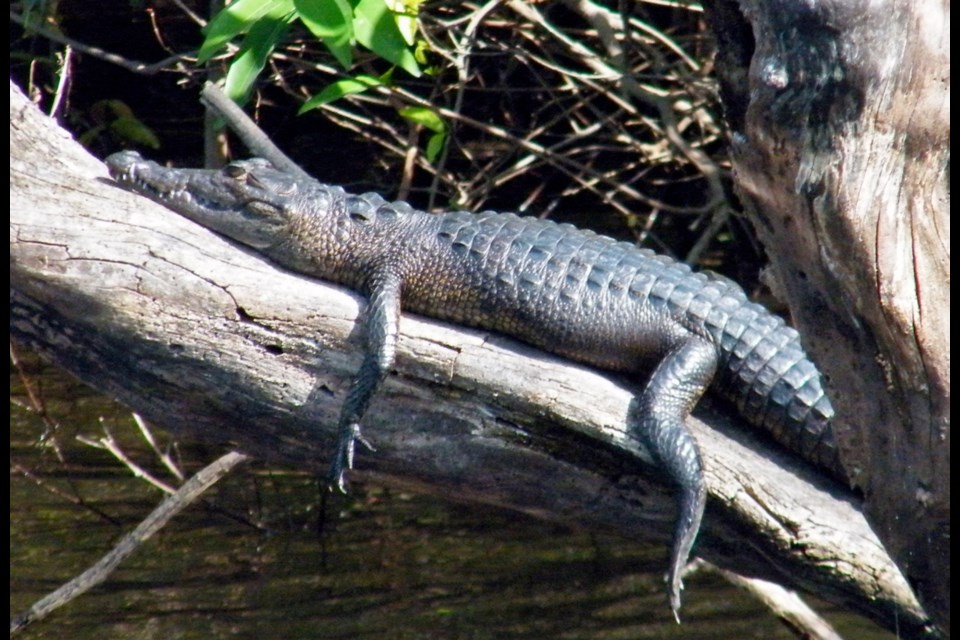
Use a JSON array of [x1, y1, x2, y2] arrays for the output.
[[739, 328, 796, 424], [752, 345, 807, 440]]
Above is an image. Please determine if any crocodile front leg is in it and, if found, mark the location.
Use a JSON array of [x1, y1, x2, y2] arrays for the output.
[[329, 273, 402, 491], [633, 337, 715, 621]]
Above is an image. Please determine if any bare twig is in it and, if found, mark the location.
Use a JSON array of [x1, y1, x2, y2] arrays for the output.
[[201, 82, 312, 179], [77, 423, 178, 495], [11, 10, 190, 75], [427, 0, 504, 210], [10, 459, 121, 525], [9, 342, 60, 451], [48, 46, 71, 120], [705, 561, 845, 640], [10, 451, 250, 635], [132, 414, 184, 482]]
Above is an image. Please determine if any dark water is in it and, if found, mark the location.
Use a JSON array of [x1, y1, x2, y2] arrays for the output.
[[10, 353, 893, 639]]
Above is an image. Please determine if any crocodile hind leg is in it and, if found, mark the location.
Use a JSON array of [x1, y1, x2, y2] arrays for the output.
[[632, 337, 716, 621], [329, 274, 402, 491]]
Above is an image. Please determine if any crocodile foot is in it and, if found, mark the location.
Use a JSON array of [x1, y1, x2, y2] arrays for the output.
[[328, 422, 376, 492]]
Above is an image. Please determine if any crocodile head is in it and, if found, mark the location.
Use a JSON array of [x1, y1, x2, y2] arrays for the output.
[[105, 151, 345, 251]]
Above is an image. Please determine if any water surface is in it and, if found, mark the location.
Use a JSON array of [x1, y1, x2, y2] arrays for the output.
[[10, 353, 892, 639]]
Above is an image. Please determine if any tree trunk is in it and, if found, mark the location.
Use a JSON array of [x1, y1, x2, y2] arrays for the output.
[[9, 81, 935, 637], [702, 0, 950, 633]]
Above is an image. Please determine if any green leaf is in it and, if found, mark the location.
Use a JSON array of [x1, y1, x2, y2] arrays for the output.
[[77, 124, 106, 148], [352, 0, 421, 77], [425, 131, 446, 162], [299, 74, 384, 112], [199, 0, 294, 63], [413, 38, 431, 65], [295, 0, 354, 69], [223, 14, 295, 103], [109, 117, 162, 149], [383, 0, 418, 45], [84, 99, 161, 149], [397, 106, 446, 162], [398, 106, 445, 133]]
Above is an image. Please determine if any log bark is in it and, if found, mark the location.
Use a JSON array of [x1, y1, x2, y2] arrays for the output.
[[9, 81, 935, 637], [702, 1, 950, 633]]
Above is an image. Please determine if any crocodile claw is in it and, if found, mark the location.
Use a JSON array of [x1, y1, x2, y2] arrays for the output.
[[328, 422, 375, 492]]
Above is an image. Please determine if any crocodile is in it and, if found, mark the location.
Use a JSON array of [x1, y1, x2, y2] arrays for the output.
[[105, 150, 843, 619]]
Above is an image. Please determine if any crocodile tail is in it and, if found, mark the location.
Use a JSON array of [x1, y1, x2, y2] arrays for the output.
[[710, 300, 843, 480]]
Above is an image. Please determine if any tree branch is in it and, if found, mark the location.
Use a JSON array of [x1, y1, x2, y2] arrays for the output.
[[701, 2, 949, 631]]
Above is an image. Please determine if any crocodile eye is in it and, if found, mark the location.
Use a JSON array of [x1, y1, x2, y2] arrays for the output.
[[224, 164, 247, 179]]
